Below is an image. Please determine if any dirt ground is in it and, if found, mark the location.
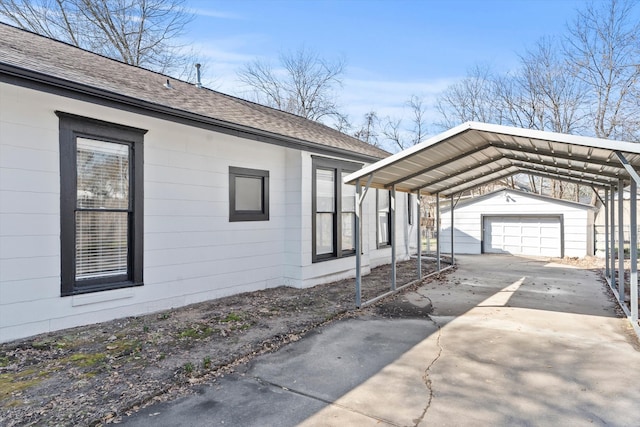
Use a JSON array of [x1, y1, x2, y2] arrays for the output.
[[0, 257, 450, 427]]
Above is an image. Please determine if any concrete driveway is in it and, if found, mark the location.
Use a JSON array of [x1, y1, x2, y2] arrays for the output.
[[121, 254, 640, 426]]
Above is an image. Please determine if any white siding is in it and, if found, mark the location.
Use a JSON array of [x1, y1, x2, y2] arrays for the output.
[[0, 82, 415, 342], [438, 190, 592, 258]]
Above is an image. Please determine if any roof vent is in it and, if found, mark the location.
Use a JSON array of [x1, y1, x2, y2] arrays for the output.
[[195, 63, 203, 88], [163, 79, 173, 89]]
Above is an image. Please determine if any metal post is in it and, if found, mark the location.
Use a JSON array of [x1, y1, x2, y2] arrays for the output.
[[605, 187, 610, 279], [391, 185, 397, 291], [450, 194, 455, 266], [355, 180, 362, 308], [619, 179, 625, 301], [417, 190, 422, 280], [611, 184, 616, 290], [436, 193, 441, 271], [631, 179, 638, 322]]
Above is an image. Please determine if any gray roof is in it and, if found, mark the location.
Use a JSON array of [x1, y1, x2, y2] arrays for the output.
[[0, 23, 388, 161], [345, 122, 640, 196]]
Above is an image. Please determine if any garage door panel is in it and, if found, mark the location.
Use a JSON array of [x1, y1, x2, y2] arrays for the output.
[[484, 216, 561, 257]]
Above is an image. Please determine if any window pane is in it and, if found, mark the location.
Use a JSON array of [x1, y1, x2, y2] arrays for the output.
[[235, 176, 263, 211], [77, 138, 129, 209], [316, 169, 335, 212], [76, 211, 128, 280], [378, 190, 389, 212], [378, 212, 390, 245], [316, 213, 334, 255], [341, 172, 356, 213], [341, 212, 355, 252]]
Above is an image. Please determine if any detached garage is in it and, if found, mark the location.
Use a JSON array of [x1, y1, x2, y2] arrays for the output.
[[439, 189, 595, 258]]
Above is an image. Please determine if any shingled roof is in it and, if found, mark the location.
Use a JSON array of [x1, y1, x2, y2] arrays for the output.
[[0, 23, 388, 161]]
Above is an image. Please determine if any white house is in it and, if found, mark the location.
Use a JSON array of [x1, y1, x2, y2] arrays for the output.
[[0, 24, 418, 342], [438, 189, 595, 258]]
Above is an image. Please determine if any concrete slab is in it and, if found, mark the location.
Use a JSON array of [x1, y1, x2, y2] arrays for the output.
[[121, 318, 439, 426], [120, 254, 640, 427]]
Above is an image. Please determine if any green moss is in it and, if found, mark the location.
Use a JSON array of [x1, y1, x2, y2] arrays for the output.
[[0, 355, 10, 367], [0, 373, 43, 401], [221, 312, 243, 322], [67, 353, 107, 368], [178, 324, 214, 339]]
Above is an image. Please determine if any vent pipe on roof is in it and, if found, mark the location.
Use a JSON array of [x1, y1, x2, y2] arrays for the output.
[[163, 79, 173, 89], [195, 63, 203, 88]]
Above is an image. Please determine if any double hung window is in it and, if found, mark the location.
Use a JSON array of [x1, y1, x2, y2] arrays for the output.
[[312, 158, 360, 262], [58, 112, 145, 296], [377, 189, 392, 247]]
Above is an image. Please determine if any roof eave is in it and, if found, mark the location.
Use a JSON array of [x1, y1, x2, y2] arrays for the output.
[[0, 62, 385, 164]]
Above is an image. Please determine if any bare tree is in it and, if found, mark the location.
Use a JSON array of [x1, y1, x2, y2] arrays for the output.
[[380, 94, 429, 151], [435, 64, 500, 129], [353, 111, 380, 146], [238, 46, 346, 122], [564, 0, 640, 140], [0, 0, 196, 77]]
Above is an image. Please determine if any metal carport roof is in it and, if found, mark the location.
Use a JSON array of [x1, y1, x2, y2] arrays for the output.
[[344, 121, 640, 196], [343, 121, 640, 336]]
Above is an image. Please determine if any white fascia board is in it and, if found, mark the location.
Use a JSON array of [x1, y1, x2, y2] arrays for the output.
[[343, 122, 474, 185]]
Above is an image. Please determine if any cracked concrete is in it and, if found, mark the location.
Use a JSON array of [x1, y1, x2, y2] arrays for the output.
[[121, 254, 640, 426]]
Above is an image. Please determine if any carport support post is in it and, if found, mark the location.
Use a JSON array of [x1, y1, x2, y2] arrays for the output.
[[619, 180, 625, 301], [630, 179, 638, 322], [355, 180, 362, 308], [436, 193, 441, 271], [417, 190, 422, 280], [605, 187, 610, 280], [611, 185, 616, 290], [391, 185, 397, 291], [450, 194, 455, 265]]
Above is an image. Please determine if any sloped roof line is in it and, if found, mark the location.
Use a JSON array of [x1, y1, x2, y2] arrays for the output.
[[0, 23, 389, 161], [344, 121, 640, 196], [438, 188, 597, 212]]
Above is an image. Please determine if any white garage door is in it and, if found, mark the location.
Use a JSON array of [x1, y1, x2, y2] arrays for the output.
[[483, 216, 562, 257]]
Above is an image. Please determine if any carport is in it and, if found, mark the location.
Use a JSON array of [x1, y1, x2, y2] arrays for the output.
[[344, 121, 640, 334]]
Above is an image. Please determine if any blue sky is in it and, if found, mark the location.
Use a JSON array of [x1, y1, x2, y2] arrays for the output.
[[183, 0, 592, 131]]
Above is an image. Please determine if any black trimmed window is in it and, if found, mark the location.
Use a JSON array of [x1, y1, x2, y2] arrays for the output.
[[377, 189, 392, 247], [312, 157, 361, 262], [229, 167, 269, 222], [57, 112, 145, 296], [408, 193, 414, 225]]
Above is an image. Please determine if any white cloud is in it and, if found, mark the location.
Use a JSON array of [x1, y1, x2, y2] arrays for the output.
[[188, 8, 243, 20]]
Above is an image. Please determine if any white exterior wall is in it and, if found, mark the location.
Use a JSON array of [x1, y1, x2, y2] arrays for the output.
[[0, 82, 414, 342], [438, 190, 592, 258]]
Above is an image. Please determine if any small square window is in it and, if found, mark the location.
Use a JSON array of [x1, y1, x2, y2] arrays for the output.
[[229, 167, 269, 221]]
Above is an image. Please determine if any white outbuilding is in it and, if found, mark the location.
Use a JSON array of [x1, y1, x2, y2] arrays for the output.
[[438, 189, 596, 258]]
